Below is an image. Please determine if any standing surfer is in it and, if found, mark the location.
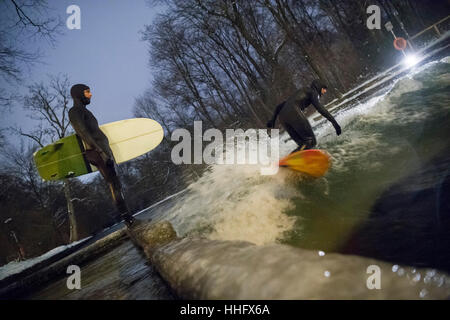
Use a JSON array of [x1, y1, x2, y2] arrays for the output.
[[267, 80, 342, 152], [68, 84, 136, 227]]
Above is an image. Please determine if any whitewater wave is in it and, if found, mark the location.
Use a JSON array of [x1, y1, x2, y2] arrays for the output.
[[159, 57, 449, 247], [163, 162, 299, 245]]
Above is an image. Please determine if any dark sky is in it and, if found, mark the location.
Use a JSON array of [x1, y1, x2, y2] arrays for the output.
[[1, 0, 161, 145]]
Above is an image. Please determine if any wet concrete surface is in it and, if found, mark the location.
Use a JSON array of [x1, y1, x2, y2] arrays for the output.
[[26, 240, 176, 300]]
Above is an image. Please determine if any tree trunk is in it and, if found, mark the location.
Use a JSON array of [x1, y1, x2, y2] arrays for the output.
[[63, 179, 78, 242]]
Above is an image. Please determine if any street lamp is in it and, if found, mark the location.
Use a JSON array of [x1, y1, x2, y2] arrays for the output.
[[385, 21, 419, 68]]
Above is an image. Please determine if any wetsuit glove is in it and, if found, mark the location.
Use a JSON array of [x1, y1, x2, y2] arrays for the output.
[[333, 122, 342, 136]]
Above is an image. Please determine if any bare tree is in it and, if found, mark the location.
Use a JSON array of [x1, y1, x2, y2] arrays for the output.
[[0, 129, 5, 148], [0, 0, 63, 107], [20, 74, 72, 141], [142, 1, 281, 127], [140, 0, 448, 172], [2, 142, 47, 209], [10, 74, 79, 242], [134, 90, 173, 138]]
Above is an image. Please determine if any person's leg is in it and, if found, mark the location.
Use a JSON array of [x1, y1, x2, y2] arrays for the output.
[[291, 108, 317, 150], [281, 120, 316, 154], [105, 162, 135, 222], [279, 103, 317, 153], [85, 150, 135, 226], [283, 123, 307, 151], [291, 144, 306, 153]]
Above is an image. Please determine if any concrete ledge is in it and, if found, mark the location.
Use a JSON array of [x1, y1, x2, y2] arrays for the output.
[[0, 228, 129, 299], [151, 237, 450, 299], [127, 221, 450, 299]]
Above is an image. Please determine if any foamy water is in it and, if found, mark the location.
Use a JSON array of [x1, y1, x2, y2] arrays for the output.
[[158, 59, 446, 247], [162, 162, 300, 245]]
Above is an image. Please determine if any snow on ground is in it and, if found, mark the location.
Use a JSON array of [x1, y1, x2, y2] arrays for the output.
[[0, 188, 187, 282], [0, 237, 91, 281]]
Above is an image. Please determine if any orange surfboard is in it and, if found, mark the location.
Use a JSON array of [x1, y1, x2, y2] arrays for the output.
[[279, 149, 331, 178]]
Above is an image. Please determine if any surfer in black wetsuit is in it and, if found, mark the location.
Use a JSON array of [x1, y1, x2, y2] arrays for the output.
[[267, 80, 341, 152], [68, 84, 135, 227]]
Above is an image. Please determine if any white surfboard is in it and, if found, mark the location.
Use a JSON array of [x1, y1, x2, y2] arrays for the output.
[[98, 118, 164, 164]]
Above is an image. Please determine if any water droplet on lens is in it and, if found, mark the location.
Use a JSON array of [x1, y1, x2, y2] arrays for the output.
[[435, 276, 444, 287], [324, 271, 330, 277], [419, 289, 428, 298], [318, 251, 325, 256], [445, 277, 450, 287], [413, 274, 421, 282], [397, 268, 405, 276], [426, 270, 436, 277], [392, 265, 399, 272]]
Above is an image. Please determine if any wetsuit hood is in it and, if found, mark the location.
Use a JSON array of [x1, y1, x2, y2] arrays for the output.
[[71, 84, 91, 106], [311, 80, 327, 97]]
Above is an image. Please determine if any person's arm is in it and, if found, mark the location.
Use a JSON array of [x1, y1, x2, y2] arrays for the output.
[[69, 108, 105, 152], [267, 101, 285, 128], [311, 94, 341, 135]]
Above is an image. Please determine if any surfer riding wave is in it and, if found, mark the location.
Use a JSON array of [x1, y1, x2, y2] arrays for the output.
[[267, 80, 342, 153]]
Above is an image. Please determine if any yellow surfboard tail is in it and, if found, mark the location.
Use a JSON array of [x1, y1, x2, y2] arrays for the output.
[[279, 149, 331, 177]]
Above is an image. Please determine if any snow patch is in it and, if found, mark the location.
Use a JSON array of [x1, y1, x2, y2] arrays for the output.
[[0, 237, 91, 281]]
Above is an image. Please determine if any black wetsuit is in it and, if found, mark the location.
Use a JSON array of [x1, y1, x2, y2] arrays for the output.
[[68, 84, 134, 225], [267, 80, 341, 151], [68, 85, 113, 161]]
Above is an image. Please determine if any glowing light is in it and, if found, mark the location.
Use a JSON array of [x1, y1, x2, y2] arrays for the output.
[[403, 54, 420, 68]]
